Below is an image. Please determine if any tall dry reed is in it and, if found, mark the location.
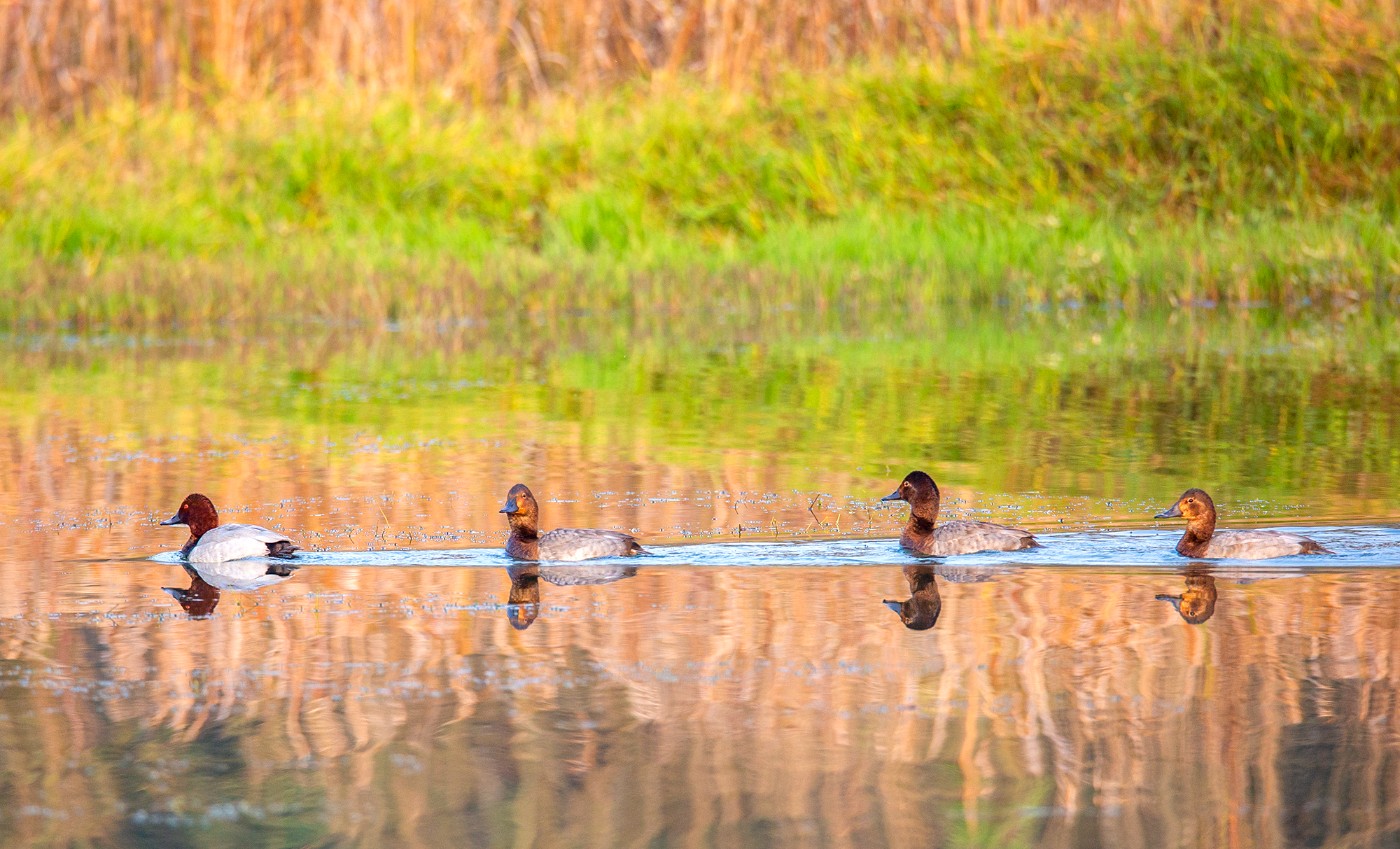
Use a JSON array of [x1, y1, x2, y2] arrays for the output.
[[2, 0, 1391, 117]]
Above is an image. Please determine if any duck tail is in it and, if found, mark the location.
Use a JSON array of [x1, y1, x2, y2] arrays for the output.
[[267, 541, 301, 558], [1301, 540, 1334, 555], [625, 537, 649, 556]]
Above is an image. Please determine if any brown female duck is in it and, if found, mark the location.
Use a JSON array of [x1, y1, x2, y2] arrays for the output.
[[160, 493, 300, 563], [501, 483, 646, 561], [1155, 488, 1331, 560], [881, 471, 1037, 556]]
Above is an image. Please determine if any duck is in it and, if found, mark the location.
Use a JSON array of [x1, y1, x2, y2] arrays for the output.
[[160, 493, 301, 563], [882, 564, 943, 630], [880, 471, 1037, 556], [1155, 488, 1331, 560], [1154, 568, 1218, 624], [500, 483, 646, 561]]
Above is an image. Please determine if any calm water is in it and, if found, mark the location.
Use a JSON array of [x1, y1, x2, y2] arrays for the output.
[[2, 306, 1400, 848]]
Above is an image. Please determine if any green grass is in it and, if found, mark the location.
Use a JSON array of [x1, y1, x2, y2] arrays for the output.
[[1, 17, 1398, 327]]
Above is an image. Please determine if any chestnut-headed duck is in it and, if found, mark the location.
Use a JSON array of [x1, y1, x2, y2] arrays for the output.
[[881, 471, 1037, 556], [500, 484, 645, 561], [1155, 488, 1331, 560], [1155, 569, 1218, 624], [882, 564, 942, 630], [160, 493, 301, 563]]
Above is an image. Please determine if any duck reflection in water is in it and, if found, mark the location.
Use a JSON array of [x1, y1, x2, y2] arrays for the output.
[[506, 563, 542, 630], [162, 560, 300, 619], [883, 564, 943, 631], [1155, 568, 1218, 624], [505, 561, 639, 630]]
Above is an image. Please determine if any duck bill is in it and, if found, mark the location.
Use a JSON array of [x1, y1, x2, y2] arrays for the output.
[[1154, 593, 1185, 613], [499, 498, 518, 515], [879, 490, 903, 503], [160, 514, 185, 526], [1155, 502, 1182, 519], [882, 599, 905, 616]]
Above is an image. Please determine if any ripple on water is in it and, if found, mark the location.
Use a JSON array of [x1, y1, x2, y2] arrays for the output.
[[144, 525, 1400, 570]]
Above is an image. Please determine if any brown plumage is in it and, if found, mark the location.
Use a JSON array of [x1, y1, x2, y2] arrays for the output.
[[500, 483, 646, 561], [880, 471, 1037, 556], [1155, 488, 1332, 560], [164, 493, 219, 557]]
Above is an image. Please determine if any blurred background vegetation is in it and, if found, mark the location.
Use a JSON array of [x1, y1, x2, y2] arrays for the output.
[[0, 0, 1397, 327]]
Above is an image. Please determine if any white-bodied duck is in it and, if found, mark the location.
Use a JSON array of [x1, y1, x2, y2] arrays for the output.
[[160, 493, 300, 563]]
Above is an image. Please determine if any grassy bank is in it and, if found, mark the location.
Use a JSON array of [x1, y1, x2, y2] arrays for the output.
[[3, 16, 1399, 327]]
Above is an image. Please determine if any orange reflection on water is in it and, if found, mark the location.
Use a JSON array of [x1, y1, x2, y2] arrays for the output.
[[3, 561, 1400, 848]]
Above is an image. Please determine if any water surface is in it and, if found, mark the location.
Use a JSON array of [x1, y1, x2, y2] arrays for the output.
[[1, 306, 1399, 848]]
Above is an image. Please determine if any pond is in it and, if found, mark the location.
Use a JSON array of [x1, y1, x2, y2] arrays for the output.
[[1, 305, 1399, 848]]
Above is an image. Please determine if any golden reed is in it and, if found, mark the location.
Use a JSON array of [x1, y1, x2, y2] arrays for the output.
[[1, 0, 1387, 117]]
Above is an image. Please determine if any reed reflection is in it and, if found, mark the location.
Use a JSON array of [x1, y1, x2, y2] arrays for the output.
[[1155, 567, 1218, 624], [160, 560, 300, 619], [504, 561, 638, 630]]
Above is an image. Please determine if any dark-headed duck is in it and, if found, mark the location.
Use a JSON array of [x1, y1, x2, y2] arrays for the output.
[[501, 484, 645, 561], [1155, 488, 1331, 560], [160, 493, 300, 563], [881, 471, 1037, 556]]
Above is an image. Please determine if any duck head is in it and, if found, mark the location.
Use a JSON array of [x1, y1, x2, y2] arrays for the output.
[[161, 493, 220, 540], [880, 470, 941, 524], [500, 483, 540, 535], [1155, 488, 1217, 536]]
